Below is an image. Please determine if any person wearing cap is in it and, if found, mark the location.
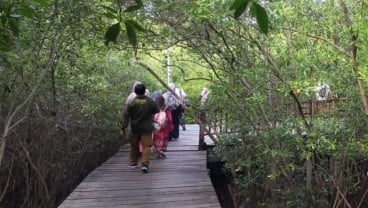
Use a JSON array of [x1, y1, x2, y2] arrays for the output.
[[163, 83, 186, 140], [121, 83, 159, 173]]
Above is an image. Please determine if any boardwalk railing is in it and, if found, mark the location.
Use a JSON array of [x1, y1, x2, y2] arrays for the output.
[[198, 107, 231, 150]]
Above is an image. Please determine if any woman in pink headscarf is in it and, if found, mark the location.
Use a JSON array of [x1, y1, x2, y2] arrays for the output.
[[153, 95, 173, 158]]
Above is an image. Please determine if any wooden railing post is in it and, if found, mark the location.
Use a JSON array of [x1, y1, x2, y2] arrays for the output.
[[198, 109, 206, 150]]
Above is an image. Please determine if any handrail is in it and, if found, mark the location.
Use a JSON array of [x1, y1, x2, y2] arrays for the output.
[[295, 98, 347, 117], [198, 107, 230, 150], [199, 97, 347, 150]]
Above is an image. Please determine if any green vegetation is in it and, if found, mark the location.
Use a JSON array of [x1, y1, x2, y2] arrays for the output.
[[1, 0, 368, 207]]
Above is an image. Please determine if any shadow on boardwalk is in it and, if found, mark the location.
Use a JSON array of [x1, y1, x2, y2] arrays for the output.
[[58, 124, 220, 208]]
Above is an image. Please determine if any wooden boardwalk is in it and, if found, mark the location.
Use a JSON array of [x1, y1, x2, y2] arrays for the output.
[[58, 124, 221, 208]]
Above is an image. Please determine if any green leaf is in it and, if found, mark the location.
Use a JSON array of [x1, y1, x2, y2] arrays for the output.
[[32, 0, 50, 7], [100, 7, 117, 19], [102, 12, 117, 19], [9, 19, 19, 37], [250, 3, 269, 35], [104, 22, 120, 46], [0, 34, 12, 51], [135, 0, 143, 7], [124, 5, 142, 13], [125, 19, 145, 32], [21, 5, 36, 18], [230, 0, 250, 19], [229, 0, 248, 10], [125, 20, 137, 48], [234, 3, 248, 19], [100, 5, 117, 14]]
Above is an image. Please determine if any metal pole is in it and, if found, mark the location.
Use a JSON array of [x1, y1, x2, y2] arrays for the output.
[[167, 47, 171, 84]]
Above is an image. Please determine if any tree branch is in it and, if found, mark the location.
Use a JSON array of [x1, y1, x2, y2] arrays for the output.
[[274, 27, 351, 57]]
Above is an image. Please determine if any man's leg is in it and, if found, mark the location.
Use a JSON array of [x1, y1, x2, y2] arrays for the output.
[[140, 132, 153, 171], [129, 133, 140, 166]]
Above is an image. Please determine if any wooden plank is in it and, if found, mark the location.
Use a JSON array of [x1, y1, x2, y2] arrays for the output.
[[58, 124, 221, 208], [60, 193, 219, 207], [66, 185, 215, 199], [60, 197, 220, 208]]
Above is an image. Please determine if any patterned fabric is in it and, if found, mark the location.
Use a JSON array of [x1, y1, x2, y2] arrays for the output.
[[153, 108, 173, 151]]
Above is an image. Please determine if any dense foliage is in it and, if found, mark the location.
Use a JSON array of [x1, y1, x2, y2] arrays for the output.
[[1, 0, 368, 207], [0, 0, 156, 207]]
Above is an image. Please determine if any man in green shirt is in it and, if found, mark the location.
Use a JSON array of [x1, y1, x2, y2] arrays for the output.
[[122, 83, 159, 173]]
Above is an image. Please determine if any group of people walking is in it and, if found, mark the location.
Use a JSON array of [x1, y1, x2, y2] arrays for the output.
[[120, 81, 188, 173]]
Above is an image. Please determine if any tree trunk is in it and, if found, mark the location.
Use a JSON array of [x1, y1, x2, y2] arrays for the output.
[[306, 158, 313, 207], [353, 65, 368, 115], [340, 0, 368, 115], [352, 51, 368, 116], [0, 137, 5, 165]]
